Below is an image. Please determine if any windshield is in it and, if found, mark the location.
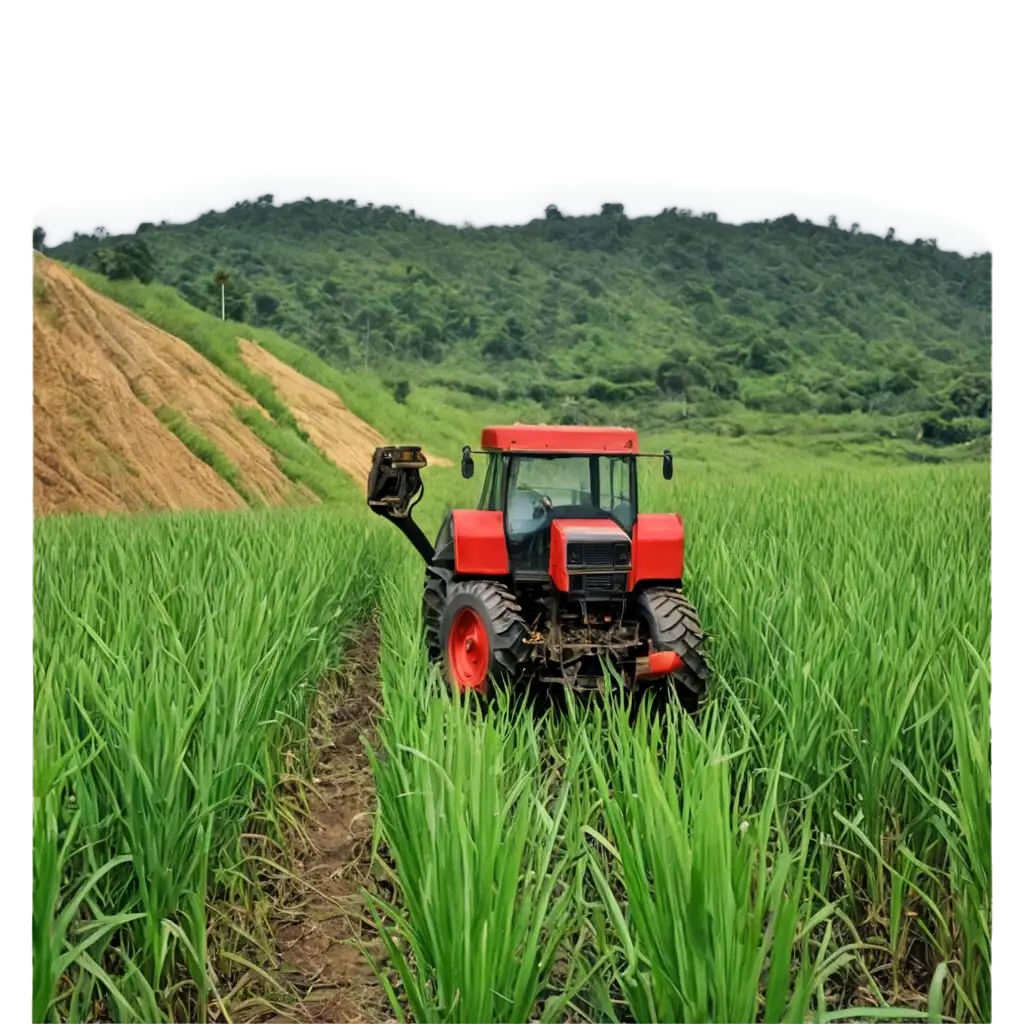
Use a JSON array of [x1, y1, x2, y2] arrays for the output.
[[505, 454, 636, 540]]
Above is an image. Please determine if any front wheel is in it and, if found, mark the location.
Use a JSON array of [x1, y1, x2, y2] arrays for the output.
[[435, 580, 529, 696]]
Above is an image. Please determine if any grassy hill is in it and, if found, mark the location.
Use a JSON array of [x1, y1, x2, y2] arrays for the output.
[[45, 197, 991, 455]]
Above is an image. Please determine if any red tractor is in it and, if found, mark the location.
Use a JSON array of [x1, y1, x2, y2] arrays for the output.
[[367, 425, 709, 704]]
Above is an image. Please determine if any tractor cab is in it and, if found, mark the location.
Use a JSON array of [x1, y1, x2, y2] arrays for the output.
[[462, 426, 671, 588], [474, 446, 637, 575]]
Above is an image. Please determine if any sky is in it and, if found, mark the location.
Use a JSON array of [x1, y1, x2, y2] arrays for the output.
[[32, 167, 991, 253]]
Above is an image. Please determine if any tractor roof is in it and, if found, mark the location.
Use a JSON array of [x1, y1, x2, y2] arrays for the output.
[[480, 425, 639, 454]]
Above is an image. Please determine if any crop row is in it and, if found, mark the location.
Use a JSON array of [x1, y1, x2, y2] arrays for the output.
[[33, 463, 990, 1022]]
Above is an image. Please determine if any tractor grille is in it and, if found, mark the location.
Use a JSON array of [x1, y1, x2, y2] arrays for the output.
[[582, 543, 615, 568], [570, 572, 627, 597], [568, 540, 631, 570], [585, 573, 615, 592], [565, 538, 631, 599]]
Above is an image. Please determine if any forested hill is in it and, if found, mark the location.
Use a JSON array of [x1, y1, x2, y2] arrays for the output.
[[45, 197, 991, 446]]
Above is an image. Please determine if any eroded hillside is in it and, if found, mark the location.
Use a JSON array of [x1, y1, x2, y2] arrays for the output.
[[33, 258, 317, 514]]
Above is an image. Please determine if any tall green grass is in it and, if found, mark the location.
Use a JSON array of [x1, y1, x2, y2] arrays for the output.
[[664, 462, 991, 1020], [366, 562, 602, 1023], [32, 509, 387, 1022], [33, 459, 989, 1022], [368, 461, 990, 1022]]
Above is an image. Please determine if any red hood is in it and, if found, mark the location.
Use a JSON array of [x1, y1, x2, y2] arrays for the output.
[[552, 519, 630, 543], [549, 518, 630, 592]]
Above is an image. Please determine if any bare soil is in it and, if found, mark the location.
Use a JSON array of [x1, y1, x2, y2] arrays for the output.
[[33, 258, 316, 515], [235, 630, 391, 1024], [237, 339, 451, 492]]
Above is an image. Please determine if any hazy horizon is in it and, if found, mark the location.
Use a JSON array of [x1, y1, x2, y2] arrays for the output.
[[36, 179, 991, 258]]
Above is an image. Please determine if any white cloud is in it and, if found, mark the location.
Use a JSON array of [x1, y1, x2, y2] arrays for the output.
[[34, 167, 991, 253]]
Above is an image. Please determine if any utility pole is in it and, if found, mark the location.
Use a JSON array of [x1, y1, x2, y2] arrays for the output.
[[214, 270, 229, 321]]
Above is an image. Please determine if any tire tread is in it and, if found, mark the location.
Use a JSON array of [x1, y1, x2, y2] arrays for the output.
[[637, 587, 710, 697]]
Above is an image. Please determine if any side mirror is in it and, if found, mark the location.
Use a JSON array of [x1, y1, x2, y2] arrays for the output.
[[662, 449, 674, 481], [461, 445, 475, 479]]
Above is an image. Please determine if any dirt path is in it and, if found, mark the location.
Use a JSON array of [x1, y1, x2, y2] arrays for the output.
[[243, 630, 391, 1024]]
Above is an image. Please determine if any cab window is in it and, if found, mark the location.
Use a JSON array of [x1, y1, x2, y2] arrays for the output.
[[477, 454, 503, 510]]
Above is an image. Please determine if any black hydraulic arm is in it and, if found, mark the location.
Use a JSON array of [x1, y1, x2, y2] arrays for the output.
[[366, 446, 436, 563]]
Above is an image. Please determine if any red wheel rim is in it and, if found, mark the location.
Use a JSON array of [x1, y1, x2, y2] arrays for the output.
[[447, 606, 490, 693]]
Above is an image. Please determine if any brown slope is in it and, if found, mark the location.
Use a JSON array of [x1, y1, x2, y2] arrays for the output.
[[33, 258, 316, 515], [238, 338, 451, 496]]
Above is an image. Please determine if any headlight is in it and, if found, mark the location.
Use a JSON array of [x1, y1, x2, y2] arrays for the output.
[[568, 543, 583, 565], [614, 543, 630, 566]]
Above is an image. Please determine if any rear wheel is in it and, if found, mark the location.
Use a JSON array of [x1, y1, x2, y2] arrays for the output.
[[637, 587, 710, 708], [434, 580, 529, 696]]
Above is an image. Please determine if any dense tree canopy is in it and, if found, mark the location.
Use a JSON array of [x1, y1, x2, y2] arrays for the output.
[[49, 197, 991, 444]]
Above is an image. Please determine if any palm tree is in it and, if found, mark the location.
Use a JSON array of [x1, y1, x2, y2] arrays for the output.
[[214, 269, 230, 321]]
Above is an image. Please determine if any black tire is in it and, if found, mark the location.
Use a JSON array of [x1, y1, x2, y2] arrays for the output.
[[434, 579, 529, 697], [422, 567, 449, 663], [636, 587, 710, 703]]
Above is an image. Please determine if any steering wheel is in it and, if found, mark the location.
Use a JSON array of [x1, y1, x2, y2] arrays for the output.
[[527, 488, 554, 518]]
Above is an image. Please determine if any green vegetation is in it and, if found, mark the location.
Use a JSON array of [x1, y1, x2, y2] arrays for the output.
[[33, 460, 988, 1022], [234, 405, 360, 502], [152, 405, 253, 504], [34, 198, 990, 1021], [48, 197, 991, 453], [55, 259, 989, 478], [33, 509, 383, 1022], [371, 462, 990, 1023], [90, 238, 157, 284]]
